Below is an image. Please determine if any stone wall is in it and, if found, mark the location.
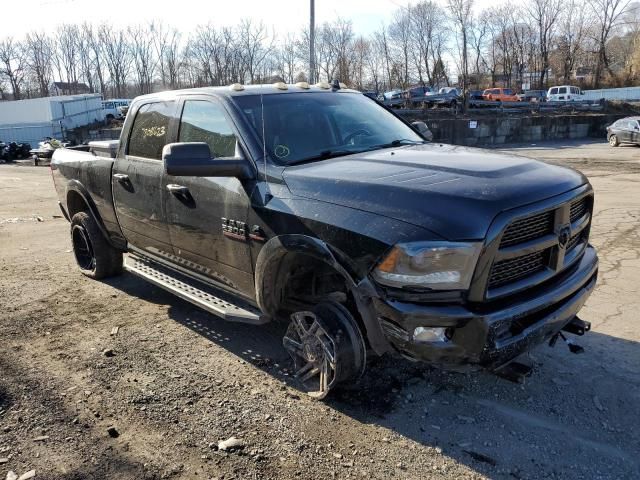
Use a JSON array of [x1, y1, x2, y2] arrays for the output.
[[398, 112, 626, 146]]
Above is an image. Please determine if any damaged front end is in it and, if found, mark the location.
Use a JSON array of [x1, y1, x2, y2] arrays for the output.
[[369, 187, 599, 380]]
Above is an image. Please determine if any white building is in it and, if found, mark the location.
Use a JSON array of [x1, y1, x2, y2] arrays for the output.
[[0, 94, 103, 146]]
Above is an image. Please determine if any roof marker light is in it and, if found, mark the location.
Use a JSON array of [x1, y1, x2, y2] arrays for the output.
[[273, 82, 288, 90], [230, 83, 245, 91], [295, 82, 310, 89]]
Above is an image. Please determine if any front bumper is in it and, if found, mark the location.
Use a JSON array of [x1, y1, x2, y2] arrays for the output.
[[373, 246, 598, 369]]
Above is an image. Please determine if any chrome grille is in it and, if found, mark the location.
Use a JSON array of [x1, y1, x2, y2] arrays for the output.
[[489, 250, 549, 288], [570, 197, 588, 223], [499, 210, 555, 248]]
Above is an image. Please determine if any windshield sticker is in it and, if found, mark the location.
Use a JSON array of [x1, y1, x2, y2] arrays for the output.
[[142, 126, 166, 138], [274, 144, 290, 159]]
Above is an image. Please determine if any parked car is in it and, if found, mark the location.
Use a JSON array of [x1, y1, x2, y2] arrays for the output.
[[519, 90, 548, 102], [468, 90, 485, 101], [482, 88, 520, 102], [607, 116, 640, 147], [547, 86, 583, 102], [379, 89, 403, 107], [102, 98, 132, 122], [381, 90, 402, 101], [51, 83, 598, 399], [417, 87, 460, 108], [402, 85, 433, 100]]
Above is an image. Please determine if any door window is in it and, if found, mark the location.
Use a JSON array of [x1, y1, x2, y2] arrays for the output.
[[550, 88, 558, 95], [128, 102, 174, 160], [179, 101, 239, 158], [559, 87, 567, 94]]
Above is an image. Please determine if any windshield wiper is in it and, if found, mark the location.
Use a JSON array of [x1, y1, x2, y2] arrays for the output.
[[372, 139, 426, 149], [288, 149, 361, 165]]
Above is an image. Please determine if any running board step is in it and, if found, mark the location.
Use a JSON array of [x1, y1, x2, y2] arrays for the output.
[[124, 254, 266, 325]]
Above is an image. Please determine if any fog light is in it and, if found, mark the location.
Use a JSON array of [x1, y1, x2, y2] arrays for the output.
[[413, 327, 448, 343]]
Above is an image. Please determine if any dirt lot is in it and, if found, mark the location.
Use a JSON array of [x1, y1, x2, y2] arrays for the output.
[[1, 141, 639, 480]]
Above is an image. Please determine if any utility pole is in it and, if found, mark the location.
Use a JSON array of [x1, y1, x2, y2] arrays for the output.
[[309, 0, 315, 84]]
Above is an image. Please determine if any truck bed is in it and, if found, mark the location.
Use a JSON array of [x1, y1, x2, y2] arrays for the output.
[[51, 143, 124, 246]]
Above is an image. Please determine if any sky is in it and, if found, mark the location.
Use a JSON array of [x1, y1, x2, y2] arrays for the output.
[[4, 0, 493, 39]]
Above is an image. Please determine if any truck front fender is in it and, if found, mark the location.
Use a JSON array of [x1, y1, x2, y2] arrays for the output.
[[255, 234, 391, 355]]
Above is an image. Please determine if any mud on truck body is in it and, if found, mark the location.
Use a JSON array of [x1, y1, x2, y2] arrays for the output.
[[51, 81, 598, 398]]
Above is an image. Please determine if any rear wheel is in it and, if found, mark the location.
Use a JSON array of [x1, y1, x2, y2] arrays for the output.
[[70, 212, 123, 279], [609, 134, 619, 147], [283, 301, 366, 399]]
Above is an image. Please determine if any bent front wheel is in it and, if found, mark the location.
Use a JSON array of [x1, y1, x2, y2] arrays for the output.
[[283, 301, 366, 399]]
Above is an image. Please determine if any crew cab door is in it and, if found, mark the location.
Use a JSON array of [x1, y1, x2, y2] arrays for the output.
[[113, 100, 177, 256], [163, 97, 255, 297]]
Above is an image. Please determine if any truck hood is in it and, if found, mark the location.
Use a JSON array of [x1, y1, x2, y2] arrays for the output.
[[281, 144, 587, 240]]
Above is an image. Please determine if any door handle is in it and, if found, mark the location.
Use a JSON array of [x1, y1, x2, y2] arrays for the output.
[[113, 173, 129, 183], [166, 184, 189, 195]]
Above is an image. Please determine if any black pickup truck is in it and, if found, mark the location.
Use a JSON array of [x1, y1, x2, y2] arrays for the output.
[[51, 82, 598, 398]]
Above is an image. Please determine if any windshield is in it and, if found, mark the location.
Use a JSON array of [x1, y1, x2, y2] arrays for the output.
[[233, 92, 423, 165]]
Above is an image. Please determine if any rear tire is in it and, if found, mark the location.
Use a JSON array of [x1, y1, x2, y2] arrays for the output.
[[609, 134, 619, 147], [283, 300, 366, 399], [70, 212, 123, 279]]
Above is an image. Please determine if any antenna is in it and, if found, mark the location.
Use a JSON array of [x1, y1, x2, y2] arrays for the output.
[[260, 84, 272, 204]]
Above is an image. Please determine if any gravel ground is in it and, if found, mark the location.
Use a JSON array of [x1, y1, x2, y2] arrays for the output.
[[1, 141, 639, 480]]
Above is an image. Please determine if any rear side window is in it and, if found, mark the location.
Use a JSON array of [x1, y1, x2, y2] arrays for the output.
[[128, 102, 174, 160], [559, 87, 567, 94], [178, 101, 238, 158]]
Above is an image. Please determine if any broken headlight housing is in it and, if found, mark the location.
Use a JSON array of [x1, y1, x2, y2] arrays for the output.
[[373, 242, 481, 290]]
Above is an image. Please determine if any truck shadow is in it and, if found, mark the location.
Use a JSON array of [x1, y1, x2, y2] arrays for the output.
[[105, 274, 640, 479]]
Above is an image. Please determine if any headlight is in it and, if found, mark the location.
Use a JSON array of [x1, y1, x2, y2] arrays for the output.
[[373, 242, 481, 290]]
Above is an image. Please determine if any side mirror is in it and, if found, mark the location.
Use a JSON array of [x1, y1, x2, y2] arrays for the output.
[[162, 142, 253, 179], [411, 121, 433, 141]]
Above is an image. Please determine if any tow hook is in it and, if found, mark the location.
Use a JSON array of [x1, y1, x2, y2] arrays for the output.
[[549, 317, 591, 354]]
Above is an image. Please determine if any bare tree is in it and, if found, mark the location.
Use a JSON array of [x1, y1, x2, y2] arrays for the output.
[[84, 24, 107, 95], [588, 0, 635, 86], [469, 12, 489, 86], [324, 19, 355, 83], [0, 37, 26, 99], [237, 19, 274, 83], [129, 24, 157, 95], [99, 25, 132, 97], [24, 32, 53, 97], [164, 29, 183, 89], [555, 0, 590, 83], [53, 24, 80, 91], [276, 34, 298, 83], [448, 0, 474, 102], [524, 0, 561, 88], [389, 9, 412, 88], [411, 1, 446, 86]]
